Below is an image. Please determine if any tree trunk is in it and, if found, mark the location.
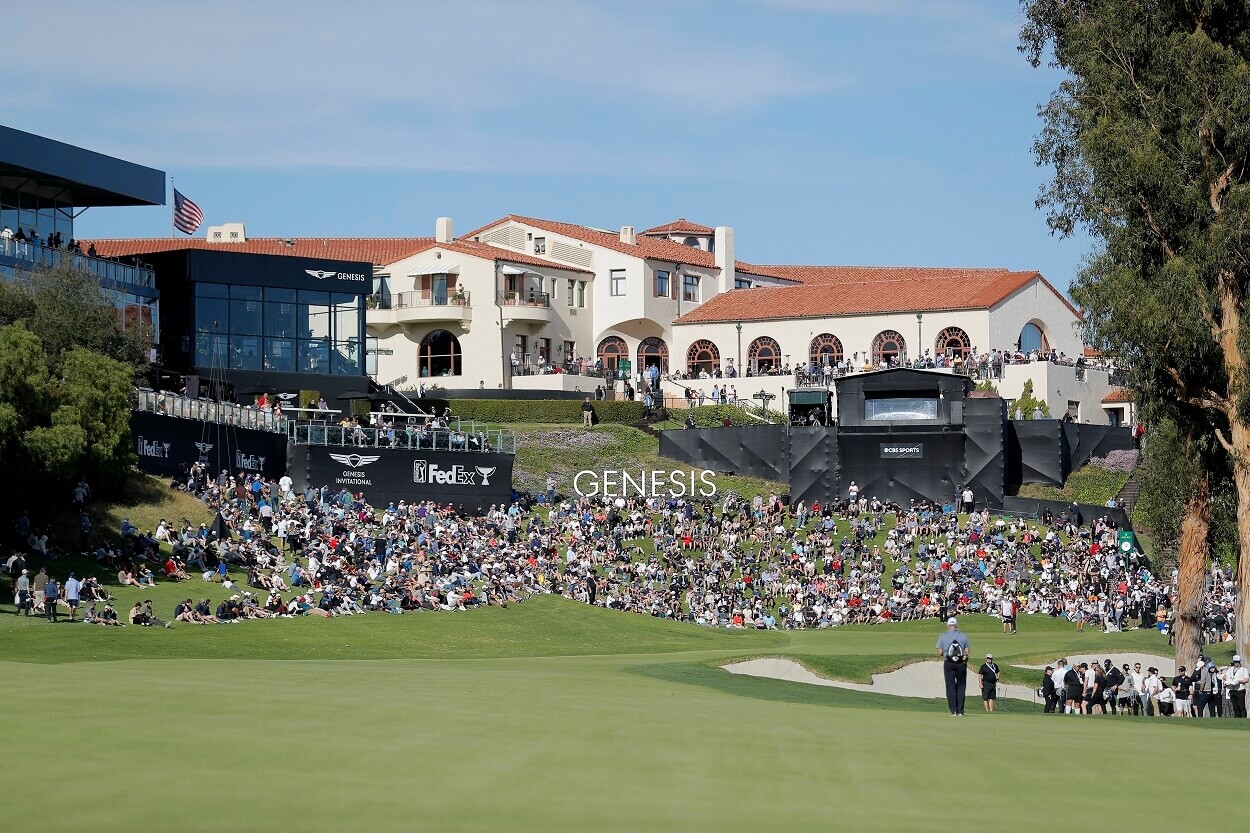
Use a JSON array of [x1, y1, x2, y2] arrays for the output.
[[1217, 278, 1250, 661], [1175, 470, 1210, 672], [1231, 420, 1250, 660]]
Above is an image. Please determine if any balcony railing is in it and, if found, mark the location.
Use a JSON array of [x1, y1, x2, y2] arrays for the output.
[[0, 238, 156, 290], [287, 421, 515, 455], [372, 290, 470, 310], [498, 290, 550, 308], [134, 389, 287, 433]]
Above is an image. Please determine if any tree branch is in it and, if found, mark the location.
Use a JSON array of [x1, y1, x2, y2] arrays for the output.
[[1210, 158, 1240, 215], [1138, 196, 1177, 259]]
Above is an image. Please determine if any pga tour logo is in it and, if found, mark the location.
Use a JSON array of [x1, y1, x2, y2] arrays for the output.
[[413, 461, 496, 487], [137, 437, 172, 458]]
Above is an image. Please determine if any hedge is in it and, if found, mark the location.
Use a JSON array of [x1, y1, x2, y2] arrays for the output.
[[448, 399, 644, 424]]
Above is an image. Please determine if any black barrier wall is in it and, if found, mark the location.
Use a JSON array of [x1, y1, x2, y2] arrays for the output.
[[1001, 496, 1133, 530], [290, 445, 514, 513], [131, 411, 289, 479], [657, 426, 789, 482], [838, 426, 965, 506], [964, 397, 1007, 508], [788, 426, 838, 506]]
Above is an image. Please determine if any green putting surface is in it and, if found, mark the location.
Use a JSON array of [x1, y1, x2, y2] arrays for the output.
[[2, 597, 1247, 832]]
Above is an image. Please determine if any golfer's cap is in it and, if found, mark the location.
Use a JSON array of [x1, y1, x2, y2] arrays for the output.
[[986, 653, 993, 659], [1234, 655, 1243, 663], [946, 617, 957, 626]]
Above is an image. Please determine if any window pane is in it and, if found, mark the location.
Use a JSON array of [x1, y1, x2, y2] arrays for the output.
[[333, 340, 361, 375], [264, 287, 296, 303], [230, 335, 262, 370], [230, 297, 263, 335], [195, 295, 229, 333], [264, 337, 295, 372], [195, 333, 227, 367], [197, 283, 228, 298], [230, 285, 262, 301], [334, 301, 359, 344], [300, 339, 330, 373], [266, 302, 297, 338]]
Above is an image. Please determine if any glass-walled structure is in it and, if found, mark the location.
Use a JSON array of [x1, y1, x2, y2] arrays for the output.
[[193, 283, 362, 375], [0, 124, 165, 326]]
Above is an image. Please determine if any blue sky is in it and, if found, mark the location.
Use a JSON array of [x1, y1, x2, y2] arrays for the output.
[[2, 0, 1090, 290]]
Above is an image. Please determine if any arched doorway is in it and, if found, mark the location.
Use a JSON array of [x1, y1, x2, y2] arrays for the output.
[[809, 333, 844, 367], [1018, 322, 1049, 353], [418, 329, 462, 377], [637, 336, 668, 375], [597, 336, 628, 372], [686, 339, 720, 376], [871, 330, 906, 366], [747, 336, 781, 374], [934, 326, 972, 358]]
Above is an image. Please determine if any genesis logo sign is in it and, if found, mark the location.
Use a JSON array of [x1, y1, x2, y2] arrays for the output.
[[306, 269, 367, 283], [413, 461, 496, 487], [329, 452, 381, 487]]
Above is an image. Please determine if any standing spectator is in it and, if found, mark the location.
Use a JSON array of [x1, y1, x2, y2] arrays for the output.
[[78, 511, 92, 551], [978, 653, 999, 713], [1041, 666, 1059, 713], [32, 567, 48, 613], [1227, 656, 1248, 718], [44, 576, 60, 622], [581, 397, 595, 428], [546, 474, 557, 504], [14, 569, 31, 616], [63, 573, 81, 621], [935, 617, 969, 716], [1172, 665, 1192, 717]]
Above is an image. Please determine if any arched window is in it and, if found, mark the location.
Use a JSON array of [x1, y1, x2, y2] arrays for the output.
[[597, 336, 628, 371], [686, 339, 720, 375], [747, 336, 781, 374], [809, 333, 844, 367], [1018, 322, 1048, 353], [934, 326, 972, 358], [637, 337, 668, 374], [682, 236, 701, 248], [418, 329, 462, 377], [871, 330, 906, 366]]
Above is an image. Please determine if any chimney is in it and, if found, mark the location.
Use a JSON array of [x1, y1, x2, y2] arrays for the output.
[[620, 225, 636, 245], [435, 216, 454, 243], [714, 226, 735, 294]]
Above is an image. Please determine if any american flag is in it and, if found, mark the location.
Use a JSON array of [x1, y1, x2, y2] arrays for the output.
[[173, 188, 204, 235]]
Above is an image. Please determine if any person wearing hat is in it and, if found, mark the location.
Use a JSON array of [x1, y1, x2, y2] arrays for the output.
[[14, 568, 31, 616], [978, 653, 1000, 712], [935, 617, 970, 716], [1227, 656, 1249, 718]]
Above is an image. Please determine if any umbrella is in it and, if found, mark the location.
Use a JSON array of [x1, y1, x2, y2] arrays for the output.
[[336, 390, 376, 401]]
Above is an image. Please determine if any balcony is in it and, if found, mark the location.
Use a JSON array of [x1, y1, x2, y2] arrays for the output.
[[498, 290, 552, 324], [0, 238, 156, 293], [367, 290, 472, 329]]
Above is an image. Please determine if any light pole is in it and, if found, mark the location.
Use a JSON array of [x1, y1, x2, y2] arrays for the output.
[[735, 321, 743, 373], [916, 313, 923, 365]]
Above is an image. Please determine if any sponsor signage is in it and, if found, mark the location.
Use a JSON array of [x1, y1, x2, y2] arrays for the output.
[[130, 411, 288, 479], [300, 447, 514, 513], [305, 268, 368, 283], [880, 443, 923, 459], [573, 469, 716, 498]]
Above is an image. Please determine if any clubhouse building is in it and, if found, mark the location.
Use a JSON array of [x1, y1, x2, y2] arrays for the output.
[[93, 212, 1122, 421]]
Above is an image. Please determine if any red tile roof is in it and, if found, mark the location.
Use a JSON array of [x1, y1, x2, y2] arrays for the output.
[[87, 236, 590, 273], [1083, 347, 1103, 358], [641, 218, 714, 235], [673, 268, 1061, 323], [1102, 388, 1134, 403], [464, 214, 722, 269], [89, 237, 435, 265]]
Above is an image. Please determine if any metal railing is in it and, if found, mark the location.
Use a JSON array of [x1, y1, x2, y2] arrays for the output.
[[0, 238, 156, 290], [134, 389, 287, 432], [374, 290, 470, 309], [498, 290, 551, 308], [288, 421, 515, 454]]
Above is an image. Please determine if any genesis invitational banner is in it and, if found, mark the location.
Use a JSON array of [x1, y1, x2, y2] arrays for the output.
[[130, 410, 289, 479], [298, 446, 514, 513]]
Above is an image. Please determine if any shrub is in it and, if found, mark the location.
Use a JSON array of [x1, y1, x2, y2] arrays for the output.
[[1087, 449, 1140, 472], [448, 399, 643, 424]]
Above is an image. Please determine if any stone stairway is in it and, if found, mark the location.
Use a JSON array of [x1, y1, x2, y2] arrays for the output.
[[1116, 471, 1141, 511]]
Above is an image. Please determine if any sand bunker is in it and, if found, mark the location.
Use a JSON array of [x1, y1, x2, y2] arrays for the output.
[[723, 651, 1178, 701], [724, 657, 1034, 702]]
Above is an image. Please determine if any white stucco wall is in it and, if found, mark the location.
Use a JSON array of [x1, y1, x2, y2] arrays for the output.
[[997, 362, 1118, 423], [987, 277, 1083, 358]]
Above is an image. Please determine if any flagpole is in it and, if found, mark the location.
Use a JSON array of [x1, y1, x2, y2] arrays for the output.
[[170, 175, 176, 237]]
